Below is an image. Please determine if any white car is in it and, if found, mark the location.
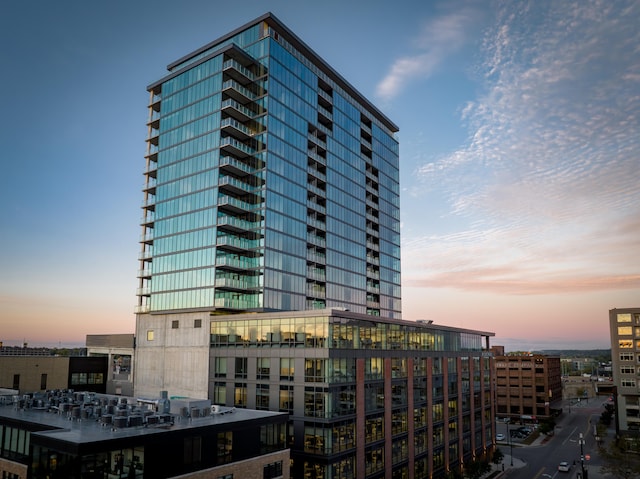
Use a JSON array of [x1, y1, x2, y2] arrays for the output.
[[558, 462, 571, 472], [496, 433, 505, 441]]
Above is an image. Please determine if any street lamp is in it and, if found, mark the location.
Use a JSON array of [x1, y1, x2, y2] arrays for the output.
[[504, 418, 513, 466]]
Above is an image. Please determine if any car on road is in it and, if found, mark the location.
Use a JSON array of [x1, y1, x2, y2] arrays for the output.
[[496, 433, 505, 441], [558, 461, 571, 472]]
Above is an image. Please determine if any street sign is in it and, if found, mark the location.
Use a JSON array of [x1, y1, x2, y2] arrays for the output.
[[585, 454, 590, 460]]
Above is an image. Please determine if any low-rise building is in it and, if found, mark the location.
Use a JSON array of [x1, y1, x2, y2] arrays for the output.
[[0, 356, 107, 395], [135, 308, 496, 479], [494, 352, 562, 424], [0, 390, 289, 479]]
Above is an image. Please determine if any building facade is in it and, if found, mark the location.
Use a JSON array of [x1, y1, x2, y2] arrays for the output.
[[136, 309, 495, 478], [136, 12, 401, 319], [494, 353, 562, 423], [86, 334, 135, 396], [609, 307, 640, 432], [0, 356, 108, 395]]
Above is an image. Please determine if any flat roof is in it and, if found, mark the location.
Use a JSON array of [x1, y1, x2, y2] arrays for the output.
[[0, 395, 287, 448]]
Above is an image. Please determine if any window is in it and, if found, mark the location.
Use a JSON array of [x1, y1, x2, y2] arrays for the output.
[[213, 382, 226, 405], [172, 320, 179, 329], [235, 357, 247, 379], [621, 352, 634, 361], [217, 431, 233, 464], [263, 461, 283, 479], [234, 383, 247, 408], [194, 319, 202, 328], [214, 357, 227, 378], [256, 384, 270, 410], [184, 436, 201, 464], [147, 330, 154, 341], [279, 386, 293, 412], [618, 313, 632, 322], [257, 358, 270, 380], [13, 374, 19, 390], [621, 378, 636, 387], [621, 366, 635, 374], [619, 339, 633, 349], [280, 358, 294, 380], [40, 374, 47, 390], [618, 326, 632, 336]]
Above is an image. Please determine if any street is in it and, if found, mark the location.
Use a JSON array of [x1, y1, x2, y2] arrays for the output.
[[496, 400, 613, 479]]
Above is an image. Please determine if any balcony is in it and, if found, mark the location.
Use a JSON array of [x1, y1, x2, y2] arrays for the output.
[[214, 295, 260, 310], [221, 98, 255, 122], [308, 183, 326, 198], [137, 269, 152, 278], [140, 214, 154, 226], [215, 255, 259, 271], [318, 105, 332, 121], [216, 235, 257, 252], [308, 132, 327, 149], [307, 268, 326, 282], [222, 79, 257, 104], [217, 215, 260, 233], [307, 166, 326, 182], [220, 117, 254, 140], [222, 59, 256, 84], [134, 304, 150, 314], [367, 283, 380, 294], [307, 234, 326, 248], [219, 155, 257, 177], [307, 250, 326, 264], [366, 255, 380, 266], [215, 275, 260, 291], [306, 285, 326, 298], [366, 269, 380, 280], [220, 136, 256, 158], [317, 88, 332, 104], [219, 175, 255, 195], [140, 232, 154, 244], [218, 194, 255, 215], [139, 249, 153, 261], [307, 217, 326, 231], [307, 200, 326, 215], [308, 149, 327, 166]]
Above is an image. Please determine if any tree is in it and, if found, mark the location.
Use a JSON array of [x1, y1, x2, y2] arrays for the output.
[[599, 437, 640, 479], [492, 448, 504, 465], [538, 418, 556, 436]]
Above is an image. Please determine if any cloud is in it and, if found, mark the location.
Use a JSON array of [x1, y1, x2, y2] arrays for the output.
[[407, 0, 640, 295], [376, 6, 479, 100]]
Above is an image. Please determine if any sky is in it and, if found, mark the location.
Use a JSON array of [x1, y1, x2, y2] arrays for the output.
[[1, 0, 638, 351]]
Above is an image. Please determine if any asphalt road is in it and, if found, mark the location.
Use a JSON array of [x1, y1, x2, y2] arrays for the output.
[[499, 401, 612, 479]]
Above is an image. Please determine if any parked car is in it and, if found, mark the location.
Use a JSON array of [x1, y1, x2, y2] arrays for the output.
[[558, 462, 571, 472], [496, 433, 505, 441]]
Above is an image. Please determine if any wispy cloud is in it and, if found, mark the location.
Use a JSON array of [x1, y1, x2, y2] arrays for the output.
[[376, 5, 479, 101], [406, 0, 640, 295]]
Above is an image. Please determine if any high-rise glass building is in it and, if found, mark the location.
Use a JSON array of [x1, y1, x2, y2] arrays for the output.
[[137, 12, 401, 319], [134, 13, 497, 479]]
